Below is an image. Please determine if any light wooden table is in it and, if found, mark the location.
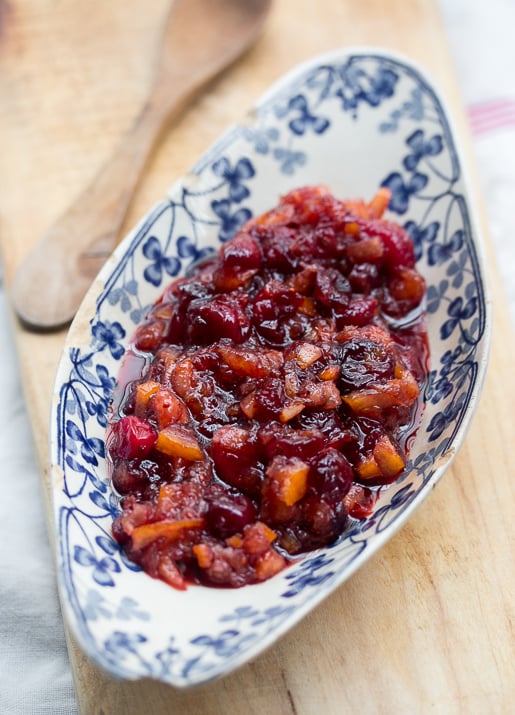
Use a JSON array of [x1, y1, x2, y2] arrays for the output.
[[0, 1, 514, 712]]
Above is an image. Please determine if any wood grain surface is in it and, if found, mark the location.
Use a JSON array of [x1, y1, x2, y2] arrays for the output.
[[0, 1, 514, 713]]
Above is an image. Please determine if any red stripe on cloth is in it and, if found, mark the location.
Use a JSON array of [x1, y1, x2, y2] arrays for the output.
[[468, 98, 515, 118], [467, 98, 515, 135]]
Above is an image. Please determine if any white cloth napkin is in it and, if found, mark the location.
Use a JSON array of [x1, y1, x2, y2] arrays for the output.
[[1, 1, 514, 712]]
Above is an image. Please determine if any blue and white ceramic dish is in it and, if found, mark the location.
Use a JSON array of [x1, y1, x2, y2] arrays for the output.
[[50, 48, 491, 687]]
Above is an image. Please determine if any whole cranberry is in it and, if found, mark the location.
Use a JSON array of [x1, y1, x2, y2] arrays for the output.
[[338, 338, 395, 390], [107, 416, 157, 460], [187, 294, 251, 344], [309, 448, 353, 506], [206, 493, 257, 538]]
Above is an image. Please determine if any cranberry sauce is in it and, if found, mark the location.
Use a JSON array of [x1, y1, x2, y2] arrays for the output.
[[107, 186, 429, 589]]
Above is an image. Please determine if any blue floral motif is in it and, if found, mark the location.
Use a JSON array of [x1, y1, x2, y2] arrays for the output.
[[427, 392, 466, 441], [287, 94, 330, 136], [211, 199, 252, 242], [65, 419, 105, 466], [242, 125, 279, 154], [446, 248, 469, 288], [441, 295, 478, 340], [74, 545, 121, 587], [404, 220, 440, 261], [428, 229, 464, 267], [86, 395, 109, 428], [177, 234, 214, 264], [426, 370, 453, 404], [379, 87, 425, 132], [426, 279, 449, 314], [273, 147, 306, 175], [403, 129, 443, 171], [142, 236, 180, 287], [381, 171, 428, 214], [336, 64, 398, 113], [104, 631, 148, 665], [91, 320, 125, 360], [107, 279, 138, 312], [212, 157, 255, 202], [282, 554, 335, 598]]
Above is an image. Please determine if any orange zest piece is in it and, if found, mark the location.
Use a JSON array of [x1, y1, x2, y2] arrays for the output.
[[131, 518, 204, 551], [367, 187, 391, 219], [342, 366, 419, 418], [266, 456, 309, 506], [255, 549, 287, 581], [134, 380, 160, 415], [357, 435, 405, 481], [155, 424, 203, 460], [279, 400, 305, 423], [192, 543, 214, 569]]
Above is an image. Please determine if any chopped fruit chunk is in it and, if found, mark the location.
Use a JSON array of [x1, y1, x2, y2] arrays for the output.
[[149, 387, 189, 428], [155, 425, 203, 461], [255, 549, 287, 580], [342, 365, 419, 418], [266, 456, 310, 506], [217, 344, 283, 377], [107, 416, 157, 460], [130, 518, 204, 551], [366, 187, 391, 219], [134, 381, 160, 415], [287, 341, 323, 368]]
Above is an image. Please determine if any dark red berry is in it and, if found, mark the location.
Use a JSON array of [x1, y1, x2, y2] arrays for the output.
[[206, 493, 257, 538], [108, 416, 157, 460]]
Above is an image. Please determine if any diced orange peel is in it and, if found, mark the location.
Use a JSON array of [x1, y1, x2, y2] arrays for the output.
[[192, 543, 214, 569], [318, 364, 340, 381], [288, 341, 323, 369], [131, 518, 204, 551], [299, 379, 342, 410], [255, 549, 287, 581], [347, 236, 384, 262], [343, 221, 360, 236], [298, 296, 317, 317], [266, 456, 309, 506], [240, 391, 257, 419], [342, 366, 419, 418], [366, 187, 391, 219], [242, 521, 278, 555], [155, 424, 203, 461], [150, 387, 190, 428], [279, 400, 305, 422], [356, 434, 405, 481], [225, 534, 244, 549], [388, 266, 426, 303], [134, 380, 160, 415], [217, 345, 283, 378]]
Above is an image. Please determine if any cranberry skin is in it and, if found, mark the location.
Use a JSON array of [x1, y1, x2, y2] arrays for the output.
[[187, 295, 251, 344], [335, 296, 378, 327], [206, 493, 257, 538], [309, 448, 354, 505], [223, 233, 261, 269], [108, 416, 157, 460], [339, 338, 395, 391], [313, 267, 351, 312], [363, 219, 416, 269], [259, 423, 325, 461]]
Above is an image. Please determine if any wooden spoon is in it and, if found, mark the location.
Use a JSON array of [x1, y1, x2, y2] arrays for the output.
[[12, 0, 271, 331]]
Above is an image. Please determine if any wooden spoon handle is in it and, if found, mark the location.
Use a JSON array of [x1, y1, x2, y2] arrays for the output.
[[11, 87, 188, 330]]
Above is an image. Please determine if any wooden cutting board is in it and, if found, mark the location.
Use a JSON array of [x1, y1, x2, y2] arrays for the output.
[[1, 1, 514, 712]]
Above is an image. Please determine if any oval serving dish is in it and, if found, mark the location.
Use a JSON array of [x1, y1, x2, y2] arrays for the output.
[[50, 48, 491, 687]]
